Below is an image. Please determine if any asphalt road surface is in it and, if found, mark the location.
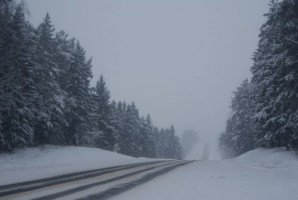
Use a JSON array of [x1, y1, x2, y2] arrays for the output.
[[0, 160, 193, 200]]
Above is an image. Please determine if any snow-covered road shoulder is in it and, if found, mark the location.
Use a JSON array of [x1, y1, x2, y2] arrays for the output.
[[234, 147, 298, 169], [0, 145, 155, 186]]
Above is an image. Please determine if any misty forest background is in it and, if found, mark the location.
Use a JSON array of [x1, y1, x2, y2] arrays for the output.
[[0, 0, 182, 159], [1, 0, 298, 159]]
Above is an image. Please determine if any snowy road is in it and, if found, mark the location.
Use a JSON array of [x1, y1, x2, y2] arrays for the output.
[[111, 149, 298, 200], [0, 160, 192, 200]]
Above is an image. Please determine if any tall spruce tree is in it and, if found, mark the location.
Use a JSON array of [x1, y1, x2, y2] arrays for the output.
[[167, 126, 182, 159], [251, 0, 298, 149], [92, 75, 115, 151], [220, 79, 254, 157], [0, 5, 36, 150], [118, 103, 140, 156], [0, 0, 14, 151], [110, 101, 124, 152], [54, 31, 75, 93], [33, 13, 67, 145], [64, 41, 92, 145], [139, 114, 156, 158]]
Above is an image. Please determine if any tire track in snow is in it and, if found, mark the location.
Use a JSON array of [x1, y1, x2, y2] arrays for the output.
[[0, 160, 170, 198]]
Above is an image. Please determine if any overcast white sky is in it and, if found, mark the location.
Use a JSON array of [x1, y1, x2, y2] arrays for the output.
[[26, 0, 269, 144]]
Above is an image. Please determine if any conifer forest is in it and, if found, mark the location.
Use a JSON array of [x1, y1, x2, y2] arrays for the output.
[[219, 0, 298, 157], [0, 0, 182, 159]]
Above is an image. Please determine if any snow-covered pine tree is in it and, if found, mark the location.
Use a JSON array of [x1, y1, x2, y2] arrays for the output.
[[109, 100, 120, 151], [139, 114, 157, 158], [121, 102, 142, 157], [113, 101, 130, 155], [64, 41, 92, 146], [164, 127, 175, 158], [0, 0, 14, 151], [155, 126, 182, 159], [92, 75, 115, 151], [54, 31, 75, 93], [0, 5, 37, 151], [33, 13, 66, 145], [219, 79, 254, 157], [167, 126, 182, 159], [155, 128, 166, 158], [109, 101, 125, 152], [251, 0, 298, 149]]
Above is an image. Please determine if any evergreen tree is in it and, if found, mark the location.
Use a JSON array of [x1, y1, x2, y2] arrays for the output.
[[111, 101, 124, 152], [64, 41, 92, 145], [54, 31, 75, 93], [139, 114, 156, 158], [167, 126, 182, 159], [155, 128, 164, 158], [33, 13, 67, 145], [109, 100, 120, 151], [118, 102, 140, 156], [251, 0, 298, 149], [0, 5, 36, 151], [155, 126, 182, 159], [0, 0, 14, 151], [220, 80, 254, 157], [92, 75, 115, 151]]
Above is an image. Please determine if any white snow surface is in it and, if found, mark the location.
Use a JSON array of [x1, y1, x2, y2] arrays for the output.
[[111, 148, 298, 200], [0, 145, 153, 186]]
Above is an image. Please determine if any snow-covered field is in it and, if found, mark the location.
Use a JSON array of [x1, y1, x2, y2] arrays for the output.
[[0, 145, 153, 186], [111, 148, 298, 200]]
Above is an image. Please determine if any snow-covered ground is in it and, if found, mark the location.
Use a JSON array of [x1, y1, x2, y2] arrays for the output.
[[0, 145, 153, 186], [1, 146, 297, 200], [111, 148, 298, 200]]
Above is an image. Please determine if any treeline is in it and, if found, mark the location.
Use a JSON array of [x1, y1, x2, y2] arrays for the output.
[[0, 1, 182, 159], [220, 0, 298, 157]]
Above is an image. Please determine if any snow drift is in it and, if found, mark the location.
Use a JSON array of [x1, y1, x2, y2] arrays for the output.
[[234, 147, 298, 169], [0, 145, 153, 185]]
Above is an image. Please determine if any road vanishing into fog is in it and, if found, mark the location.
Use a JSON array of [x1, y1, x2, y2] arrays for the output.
[[0, 160, 193, 200]]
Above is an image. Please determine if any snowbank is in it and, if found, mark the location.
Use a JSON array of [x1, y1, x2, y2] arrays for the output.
[[234, 147, 298, 169], [0, 145, 153, 185]]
